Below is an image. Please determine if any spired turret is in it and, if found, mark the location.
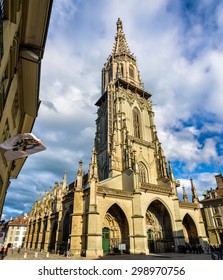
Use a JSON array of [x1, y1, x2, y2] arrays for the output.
[[190, 177, 199, 203], [101, 18, 143, 93], [76, 160, 84, 190], [88, 147, 99, 183], [62, 171, 67, 190], [182, 186, 188, 202]]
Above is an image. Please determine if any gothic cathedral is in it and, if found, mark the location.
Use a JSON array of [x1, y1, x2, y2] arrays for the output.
[[25, 19, 208, 257]]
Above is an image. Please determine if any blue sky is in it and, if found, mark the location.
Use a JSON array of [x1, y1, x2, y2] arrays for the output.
[[2, 0, 223, 220]]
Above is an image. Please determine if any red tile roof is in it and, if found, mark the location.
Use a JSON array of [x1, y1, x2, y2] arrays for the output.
[[8, 215, 29, 225]]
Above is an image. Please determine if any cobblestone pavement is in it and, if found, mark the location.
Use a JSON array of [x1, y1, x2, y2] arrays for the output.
[[1, 250, 214, 260]]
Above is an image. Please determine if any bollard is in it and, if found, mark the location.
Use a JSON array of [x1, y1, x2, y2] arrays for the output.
[[24, 252, 27, 259]]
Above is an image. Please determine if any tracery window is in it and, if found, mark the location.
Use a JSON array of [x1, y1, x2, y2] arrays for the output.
[[103, 164, 109, 180], [138, 162, 147, 183], [133, 107, 141, 139], [108, 67, 112, 82], [121, 63, 124, 77], [129, 64, 134, 79]]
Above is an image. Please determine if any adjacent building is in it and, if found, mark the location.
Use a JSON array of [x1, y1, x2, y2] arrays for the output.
[[25, 18, 208, 257], [200, 174, 223, 245], [0, 0, 53, 217], [4, 213, 29, 248]]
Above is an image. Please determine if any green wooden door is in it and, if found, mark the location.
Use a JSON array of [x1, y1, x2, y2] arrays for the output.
[[148, 229, 155, 253], [102, 228, 110, 254]]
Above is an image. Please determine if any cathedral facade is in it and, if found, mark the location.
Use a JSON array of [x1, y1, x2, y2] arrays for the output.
[[25, 19, 208, 257]]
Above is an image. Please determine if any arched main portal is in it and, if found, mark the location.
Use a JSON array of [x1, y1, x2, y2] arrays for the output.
[[102, 204, 129, 254], [182, 214, 199, 245], [146, 200, 174, 253]]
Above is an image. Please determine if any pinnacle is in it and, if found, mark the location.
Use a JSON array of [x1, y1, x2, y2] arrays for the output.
[[112, 18, 133, 56]]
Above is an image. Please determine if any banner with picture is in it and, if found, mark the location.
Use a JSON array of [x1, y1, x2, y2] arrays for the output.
[[0, 133, 46, 161]]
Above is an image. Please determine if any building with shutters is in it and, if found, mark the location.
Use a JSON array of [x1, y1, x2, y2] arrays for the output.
[[0, 0, 52, 218], [4, 213, 29, 248], [200, 174, 223, 245]]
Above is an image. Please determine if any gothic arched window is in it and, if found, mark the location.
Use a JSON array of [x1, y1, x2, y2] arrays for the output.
[[133, 107, 141, 139], [103, 164, 109, 180], [106, 67, 113, 83], [138, 162, 147, 183], [121, 63, 124, 77], [129, 64, 134, 79]]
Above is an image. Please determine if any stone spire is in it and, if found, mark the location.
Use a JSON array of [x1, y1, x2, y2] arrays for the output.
[[62, 171, 67, 189], [76, 160, 83, 190], [100, 18, 143, 95], [168, 161, 174, 181], [190, 177, 198, 203], [182, 186, 188, 202], [112, 18, 133, 57], [157, 143, 168, 178], [77, 160, 83, 176], [88, 147, 98, 182]]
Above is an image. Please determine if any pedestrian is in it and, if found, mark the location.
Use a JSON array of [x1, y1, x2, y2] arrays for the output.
[[1, 247, 4, 260], [195, 245, 198, 254], [4, 246, 8, 257], [217, 245, 223, 260], [198, 245, 203, 254]]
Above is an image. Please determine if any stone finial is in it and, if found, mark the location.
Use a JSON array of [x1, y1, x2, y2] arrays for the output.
[[117, 18, 123, 32], [112, 18, 132, 56], [190, 177, 198, 203], [62, 171, 67, 189], [168, 161, 174, 181], [88, 147, 99, 182], [76, 160, 83, 190], [77, 160, 83, 176], [182, 186, 188, 202]]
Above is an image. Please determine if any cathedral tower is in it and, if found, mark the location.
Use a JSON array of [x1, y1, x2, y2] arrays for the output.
[[80, 18, 207, 256], [95, 18, 172, 188]]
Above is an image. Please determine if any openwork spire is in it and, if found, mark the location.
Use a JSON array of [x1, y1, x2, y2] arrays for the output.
[[112, 18, 133, 56]]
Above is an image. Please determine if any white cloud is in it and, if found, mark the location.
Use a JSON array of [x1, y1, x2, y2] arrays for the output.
[[159, 127, 218, 171], [177, 171, 218, 202], [50, 0, 77, 27], [216, 1, 223, 28]]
